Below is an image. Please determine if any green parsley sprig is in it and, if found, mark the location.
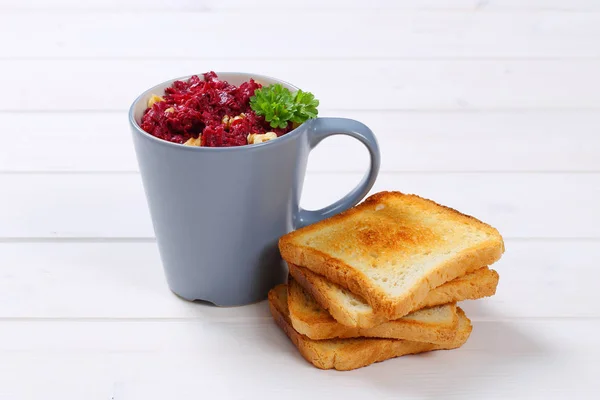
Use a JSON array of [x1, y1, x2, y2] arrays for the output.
[[250, 84, 319, 129]]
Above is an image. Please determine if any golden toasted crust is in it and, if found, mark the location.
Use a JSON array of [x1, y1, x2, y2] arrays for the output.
[[279, 191, 504, 319], [419, 267, 499, 308], [269, 285, 472, 371], [288, 262, 386, 327], [289, 263, 499, 328], [288, 276, 459, 344]]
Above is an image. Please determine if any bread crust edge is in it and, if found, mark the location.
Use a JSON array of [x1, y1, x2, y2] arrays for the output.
[[281, 239, 503, 319]]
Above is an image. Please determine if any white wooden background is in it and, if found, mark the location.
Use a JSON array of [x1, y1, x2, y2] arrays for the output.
[[1, 0, 599, 398]]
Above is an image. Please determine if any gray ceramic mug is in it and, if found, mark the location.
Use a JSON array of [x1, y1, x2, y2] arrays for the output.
[[129, 72, 380, 306]]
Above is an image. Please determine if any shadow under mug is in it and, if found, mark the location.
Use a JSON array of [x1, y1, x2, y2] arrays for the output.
[[129, 72, 380, 306]]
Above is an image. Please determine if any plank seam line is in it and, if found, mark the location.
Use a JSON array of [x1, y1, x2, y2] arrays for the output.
[[1, 171, 599, 175], [0, 237, 598, 243], [0, 8, 599, 14], [0, 316, 597, 322], [4, 56, 600, 61]]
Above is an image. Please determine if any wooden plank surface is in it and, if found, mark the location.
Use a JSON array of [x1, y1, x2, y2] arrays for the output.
[[2, 110, 599, 173], [2, 60, 600, 111], [2, 0, 600, 11], [1, 173, 597, 239], [0, 240, 597, 319], [2, 11, 600, 59], [0, 319, 598, 399], [1, 0, 598, 398]]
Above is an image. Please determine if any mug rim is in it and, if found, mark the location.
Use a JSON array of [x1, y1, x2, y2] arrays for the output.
[[128, 72, 308, 152]]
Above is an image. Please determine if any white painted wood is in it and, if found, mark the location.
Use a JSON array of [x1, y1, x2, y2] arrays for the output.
[[1, 0, 598, 397], [0, 240, 596, 319], [0, 382, 110, 400], [2, 60, 600, 111], [0, 320, 598, 399], [3, 110, 599, 173], [0, 173, 597, 239], [2, 0, 599, 11], [2, 11, 600, 59]]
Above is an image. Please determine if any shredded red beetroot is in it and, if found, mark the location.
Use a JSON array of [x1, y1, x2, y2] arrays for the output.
[[140, 72, 293, 147]]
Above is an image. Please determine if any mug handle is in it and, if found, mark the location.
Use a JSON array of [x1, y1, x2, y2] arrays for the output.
[[296, 117, 381, 228]]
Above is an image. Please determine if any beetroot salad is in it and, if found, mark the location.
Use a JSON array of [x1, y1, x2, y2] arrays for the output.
[[140, 72, 319, 148]]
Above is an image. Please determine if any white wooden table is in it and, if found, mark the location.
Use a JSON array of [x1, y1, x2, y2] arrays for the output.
[[1, 0, 599, 398]]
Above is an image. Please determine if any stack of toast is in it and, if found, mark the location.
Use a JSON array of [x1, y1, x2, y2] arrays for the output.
[[269, 191, 504, 371]]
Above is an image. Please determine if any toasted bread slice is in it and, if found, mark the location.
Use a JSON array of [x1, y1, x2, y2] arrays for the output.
[[289, 264, 499, 328], [288, 276, 459, 344], [269, 284, 472, 371], [279, 191, 504, 319]]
